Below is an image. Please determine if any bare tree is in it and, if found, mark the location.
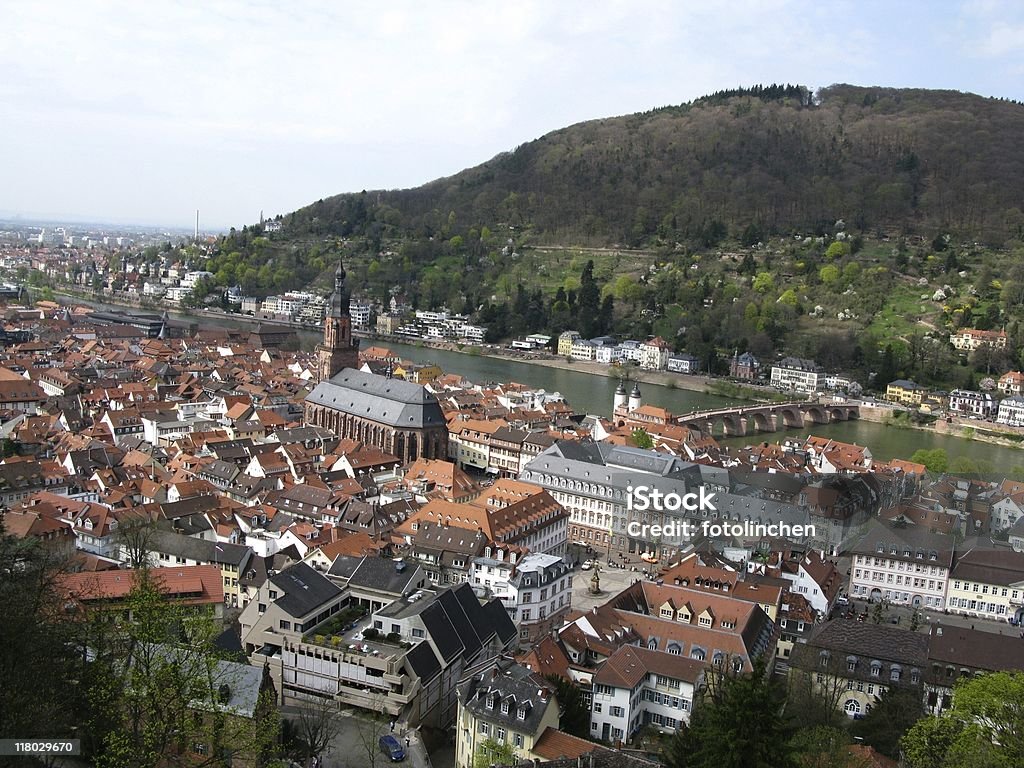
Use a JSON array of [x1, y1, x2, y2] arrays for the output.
[[115, 510, 159, 568], [291, 693, 344, 764], [349, 692, 389, 768]]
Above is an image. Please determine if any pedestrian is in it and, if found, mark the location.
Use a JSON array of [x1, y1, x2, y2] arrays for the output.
[[405, 736, 411, 749], [390, 720, 395, 733]]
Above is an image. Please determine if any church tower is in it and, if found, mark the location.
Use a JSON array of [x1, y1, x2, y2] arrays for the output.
[[316, 261, 360, 382]]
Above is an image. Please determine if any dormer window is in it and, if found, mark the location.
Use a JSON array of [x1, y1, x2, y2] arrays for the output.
[[847, 656, 858, 672], [500, 701, 509, 715], [517, 705, 528, 721]]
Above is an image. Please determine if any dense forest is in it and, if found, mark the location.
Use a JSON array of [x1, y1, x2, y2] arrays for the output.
[[285, 84, 1024, 245]]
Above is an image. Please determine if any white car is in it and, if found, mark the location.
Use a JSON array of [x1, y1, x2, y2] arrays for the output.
[[580, 561, 593, 571]]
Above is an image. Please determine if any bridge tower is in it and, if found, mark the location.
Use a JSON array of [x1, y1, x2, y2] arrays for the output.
[[628, 383, 642, 412]]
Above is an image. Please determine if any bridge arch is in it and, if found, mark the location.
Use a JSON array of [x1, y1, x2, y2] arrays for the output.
[[803, 405, 828, 425], [750, 412, 775, 433]]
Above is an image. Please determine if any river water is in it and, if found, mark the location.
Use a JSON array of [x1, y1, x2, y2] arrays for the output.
[[71, 298, 1024, 468]]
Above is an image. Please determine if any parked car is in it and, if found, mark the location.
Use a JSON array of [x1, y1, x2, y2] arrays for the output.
[[379, 735, 405, 762]]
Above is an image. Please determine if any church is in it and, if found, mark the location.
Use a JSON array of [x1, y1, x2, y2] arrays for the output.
[[303, 262, 448, 463]]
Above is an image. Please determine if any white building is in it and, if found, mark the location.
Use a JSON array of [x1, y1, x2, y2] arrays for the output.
[[770, 357, 826, 393], [948, 389, 996, 418], [666, 354, 701, 374], [618, 340, 644, 364], [848, 523, 953, 609], [997, 396, 1024, 427], [570, 339, 596, 361], [349, 301, 372, 329], [590, 645, 703, 743], [638, 337, 671, 370], [459, 323, 486, 343], [945, 547, 1024, 623], [472, 549, 573, 644]]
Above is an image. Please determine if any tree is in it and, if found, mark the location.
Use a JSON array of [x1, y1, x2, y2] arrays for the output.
[[115, 512, 160, 569], [789, 726, 870, 768], [753, 272, 775, 294], [825, 241, 851, 259], [850, 686, 924, 758], [0, 525, 83, 751], [631, 428, 655, 449], [350, 693, 389, 768], [290, 695, 344, 763], [474, 738, 516, 768], [819, 265, 841, 286], [545, 675, 589, 738], [664, 657, 795, 768], [83, 568, 280, 768], [902, 671, 1024, 768], [910, 448, 949, 474]]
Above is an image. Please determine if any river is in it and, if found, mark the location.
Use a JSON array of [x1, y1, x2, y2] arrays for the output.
[[69, 296, 1024, 467]]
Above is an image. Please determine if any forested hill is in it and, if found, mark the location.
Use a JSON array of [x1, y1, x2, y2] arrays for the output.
[[281, 84, 1024, 246]]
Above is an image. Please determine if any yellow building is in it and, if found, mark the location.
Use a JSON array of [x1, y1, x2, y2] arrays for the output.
[[456, 658, 559, 768], [557, 331, 580, 357], [394, 362, 443, 384], [885, 379, 926, 405]]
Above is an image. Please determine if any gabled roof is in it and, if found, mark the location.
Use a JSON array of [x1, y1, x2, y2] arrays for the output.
[[268, 562, 343, 619]]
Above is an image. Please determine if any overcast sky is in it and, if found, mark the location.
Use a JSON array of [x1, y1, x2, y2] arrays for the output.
[[2, 0, 1023, 230]]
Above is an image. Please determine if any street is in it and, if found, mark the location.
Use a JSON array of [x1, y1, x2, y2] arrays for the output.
[[280, 704, 434, 768]]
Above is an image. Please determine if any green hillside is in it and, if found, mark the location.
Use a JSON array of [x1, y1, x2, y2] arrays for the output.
[[184, 85, 1024, 393], [285, 84, 1024, 246]]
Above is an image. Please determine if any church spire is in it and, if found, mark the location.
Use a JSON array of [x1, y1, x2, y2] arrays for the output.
[[316, 259, 359, 382]]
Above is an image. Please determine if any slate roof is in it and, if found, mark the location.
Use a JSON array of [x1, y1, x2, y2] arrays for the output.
[[926, 624, 1024, 673], [459, 657, 555, 736], [149, 528, 251, 568], [304, 368, 446, 428], [328, 555, 422, 596], [268, 562, 343, 619], [405, 639, 442, 683]]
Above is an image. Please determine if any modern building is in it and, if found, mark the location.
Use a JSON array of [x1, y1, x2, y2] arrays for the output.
[[666, 354, 701, 374]]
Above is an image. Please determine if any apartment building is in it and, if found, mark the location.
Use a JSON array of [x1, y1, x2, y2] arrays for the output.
[[847, 522, 954, 609], [770, 357, 825, 393]]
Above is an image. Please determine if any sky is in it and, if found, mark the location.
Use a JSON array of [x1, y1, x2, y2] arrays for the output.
[[2, 0, 1023, 230]]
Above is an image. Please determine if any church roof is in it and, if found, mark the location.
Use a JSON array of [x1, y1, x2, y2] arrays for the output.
[[305, 368, 446, 429]]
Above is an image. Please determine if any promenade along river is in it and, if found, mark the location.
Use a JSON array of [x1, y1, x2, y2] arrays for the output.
[[74, 300, 1024, 468]]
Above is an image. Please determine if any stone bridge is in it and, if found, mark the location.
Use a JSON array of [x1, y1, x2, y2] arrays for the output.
[[677, 401, 860, 437]]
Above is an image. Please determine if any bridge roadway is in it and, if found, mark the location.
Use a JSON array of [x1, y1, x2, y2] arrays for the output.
[[676, 400, 860, 437]]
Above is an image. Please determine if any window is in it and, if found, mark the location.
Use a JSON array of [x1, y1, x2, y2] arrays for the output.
[[268, 590, 278, 599], [891, 668, 901, 682], [501, 701, 509, 715], [478, 722, 490, 735], [412, 628, 424, 639], [258, 603, 266, 614], [610, 706, 625, 718], [593, 703, 602, 713], [496, 727, 505, 742], [279, 620, 291, 631], [844, 700, 861, 715], [514, 734, 523, 748]]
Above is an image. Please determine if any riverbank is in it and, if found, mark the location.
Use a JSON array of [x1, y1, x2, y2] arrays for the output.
[[857, 404, 1024, 454]]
